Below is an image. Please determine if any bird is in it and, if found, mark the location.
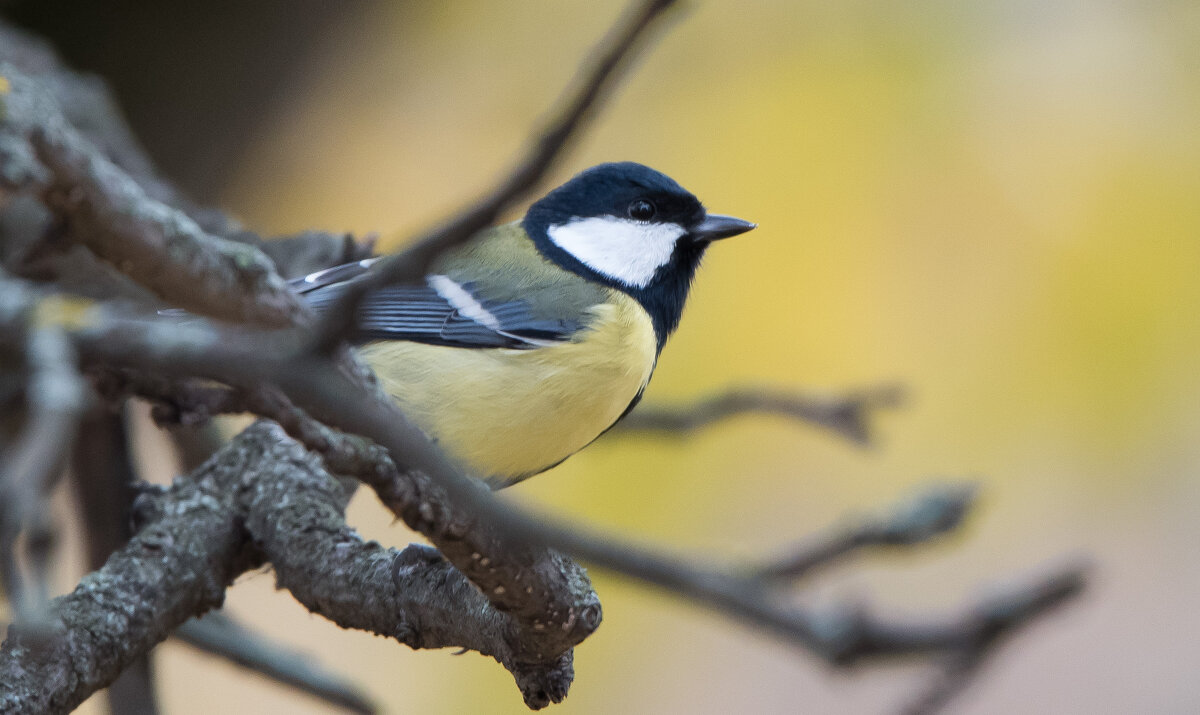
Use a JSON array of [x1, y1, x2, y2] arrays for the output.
[[293, 162, 755, 487]]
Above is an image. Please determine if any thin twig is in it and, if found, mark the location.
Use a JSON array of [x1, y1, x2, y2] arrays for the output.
[[168, 423, 227, 473], [616, 384, 906, 445], [0, 321, 87, 622], [900, 564, 1089, 715], [758, 483, 978, 581], [176, 612, 375, 715]]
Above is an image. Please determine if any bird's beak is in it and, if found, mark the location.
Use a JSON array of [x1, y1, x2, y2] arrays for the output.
[[690, 213, 757, 243]]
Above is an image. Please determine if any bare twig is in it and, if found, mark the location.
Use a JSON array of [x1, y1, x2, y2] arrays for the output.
[[901, 564, 1088, 715], [176, 612, 375, 715], [0, 318, 87, 623], [616, 384, 906, 445], [103, 657, 159, 715], [69, 406, 139, 569], [758, 483, 977, 581], [168, 422, 227, 473], [306, 0, 682, 351]]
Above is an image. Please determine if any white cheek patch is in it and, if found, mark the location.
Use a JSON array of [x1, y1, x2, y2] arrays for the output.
[[547, 217, 685, 289]]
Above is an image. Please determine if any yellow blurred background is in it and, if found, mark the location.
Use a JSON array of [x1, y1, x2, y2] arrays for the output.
[[55, 0, 1200, 712]]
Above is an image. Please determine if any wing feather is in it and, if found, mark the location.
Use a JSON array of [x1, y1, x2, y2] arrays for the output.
[[290, 262, 582, 349]]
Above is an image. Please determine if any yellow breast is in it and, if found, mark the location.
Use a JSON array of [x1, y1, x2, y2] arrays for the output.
[[360, 289, 657, 485]]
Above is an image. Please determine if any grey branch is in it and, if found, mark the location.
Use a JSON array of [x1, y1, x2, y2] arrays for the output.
[[175, 612, 375, 715], [87, 365, 603, 707], [901, 564, 1088, 715], [4, 102, 601, 704], [0, 420, 580, 714], [0, 421, 259, 715], [1, 29, 371, 323], [0, 317, 87, 625], [0, 60, 306, 326], [758, 483, 978, 581], [615, 383, 906, 445]]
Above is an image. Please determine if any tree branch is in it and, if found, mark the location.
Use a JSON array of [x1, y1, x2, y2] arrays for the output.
[[1, 52, 361, 326], [615, 384, 906, 445], [0, 316, 87, 624], [901, 564, 1087, 714], [0, 422, 258, 715], [0, 419, 594, 713], [757, 483, 977, 581], [30, 124, 309, 326], [175, 612, 375, 715]]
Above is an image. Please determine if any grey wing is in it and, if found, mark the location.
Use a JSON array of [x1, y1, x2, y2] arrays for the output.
[[293, 261, 582, 349]]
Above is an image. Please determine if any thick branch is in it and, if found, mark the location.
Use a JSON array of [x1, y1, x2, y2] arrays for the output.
[[1, 420, 579, 713], [31, 125, 308, 326], [240, 454, 577, 707], [0, 425, 258, 714], [0, 61, 309, 327]]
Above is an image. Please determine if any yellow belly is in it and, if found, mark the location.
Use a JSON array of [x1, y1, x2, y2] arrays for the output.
[[359, 290, 657, 485]]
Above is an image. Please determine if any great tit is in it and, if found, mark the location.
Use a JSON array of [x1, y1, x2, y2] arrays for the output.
[[294, 162, 755, 487]]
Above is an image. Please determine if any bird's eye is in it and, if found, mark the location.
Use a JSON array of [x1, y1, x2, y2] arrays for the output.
[[628, 199, 656, 221]]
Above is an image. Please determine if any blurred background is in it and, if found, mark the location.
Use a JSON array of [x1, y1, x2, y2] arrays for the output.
[[5, 0, 1200, 712]]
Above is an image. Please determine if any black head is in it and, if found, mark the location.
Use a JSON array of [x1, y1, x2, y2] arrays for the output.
[[523, 162, 754, 349]]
